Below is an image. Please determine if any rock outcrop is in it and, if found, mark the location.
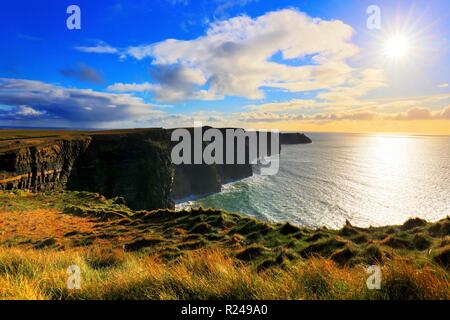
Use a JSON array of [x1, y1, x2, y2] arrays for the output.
[[0, 137, 91, 191], [280, 132, 312, 144]]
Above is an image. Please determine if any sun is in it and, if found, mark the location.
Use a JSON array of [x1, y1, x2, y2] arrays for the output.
[[383, 34, 411, 60]]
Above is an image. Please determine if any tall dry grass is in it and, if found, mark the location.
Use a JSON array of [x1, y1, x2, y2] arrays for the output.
[[0, 246, 448, 300]]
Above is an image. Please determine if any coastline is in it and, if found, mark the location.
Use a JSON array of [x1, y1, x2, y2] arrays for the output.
[[0, 189, 448, 300], [0, 129, 448, 300]]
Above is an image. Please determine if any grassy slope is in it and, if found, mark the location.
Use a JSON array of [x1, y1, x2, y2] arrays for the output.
[[0, 190, 449, 300]]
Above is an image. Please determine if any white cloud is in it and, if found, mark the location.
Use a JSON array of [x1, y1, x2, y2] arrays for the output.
[[317, 68, 387, 103], [105, 9, 382, 102], [75, 42, 118, 54], [149, 104, 450, 129], [107, 82, 158, 92], [232, 105, 450, 125], [438, 83, 449, 88], [235, 111, 303, 122], [245, 98, 325, 112], [16, 105, 44, 116], [245, 93, 450, 117], [393, 106, 450, 120]]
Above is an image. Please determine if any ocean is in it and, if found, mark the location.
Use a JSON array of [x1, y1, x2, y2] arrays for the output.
[[177, 132, 450, 228]]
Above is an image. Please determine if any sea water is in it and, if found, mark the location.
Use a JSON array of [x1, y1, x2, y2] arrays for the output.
[[177, 132, 450, 228]]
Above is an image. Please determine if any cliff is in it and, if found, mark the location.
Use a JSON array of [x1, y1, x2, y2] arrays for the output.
[[280, 132, 312, 144], [0, 130, 174, 210], [169, 127, 254, 200], [66, 130, 174, 210], [0, 137, 91, 191], [0, 128, 312, 208]]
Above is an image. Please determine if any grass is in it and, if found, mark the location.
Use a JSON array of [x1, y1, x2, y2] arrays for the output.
[[0, 129, 85, 141], [0, 128, 165, 153], [0, 190, 449, 300], [0, 128, 165, 141], [0, 247, 448, 300]]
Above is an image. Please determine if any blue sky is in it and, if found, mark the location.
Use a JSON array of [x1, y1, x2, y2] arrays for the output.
[[0, 0, 449, 133]]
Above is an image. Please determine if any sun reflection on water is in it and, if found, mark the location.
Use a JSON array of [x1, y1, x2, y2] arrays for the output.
[[354, 134, 431, 224], [187, 133, 450, 228]]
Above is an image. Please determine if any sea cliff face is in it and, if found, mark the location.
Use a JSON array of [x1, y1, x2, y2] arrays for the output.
[[0, 138, 91, 191], [169, 127, 255, 200], [0, 128, 312, 209], [0, 130, 174, 210], [66, 130, 174, 210]]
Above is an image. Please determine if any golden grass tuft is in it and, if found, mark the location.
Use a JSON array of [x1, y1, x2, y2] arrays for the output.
[[379, 258, 449, 300]]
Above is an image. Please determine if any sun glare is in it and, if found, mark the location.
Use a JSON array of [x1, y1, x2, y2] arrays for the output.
[[384, 34, 411, 60]]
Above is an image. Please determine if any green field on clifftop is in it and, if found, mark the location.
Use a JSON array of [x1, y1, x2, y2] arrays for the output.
[[0, 190, 448, 299]]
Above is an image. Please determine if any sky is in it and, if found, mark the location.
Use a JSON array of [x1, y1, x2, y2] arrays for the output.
[[0, 0, 449, 134]]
